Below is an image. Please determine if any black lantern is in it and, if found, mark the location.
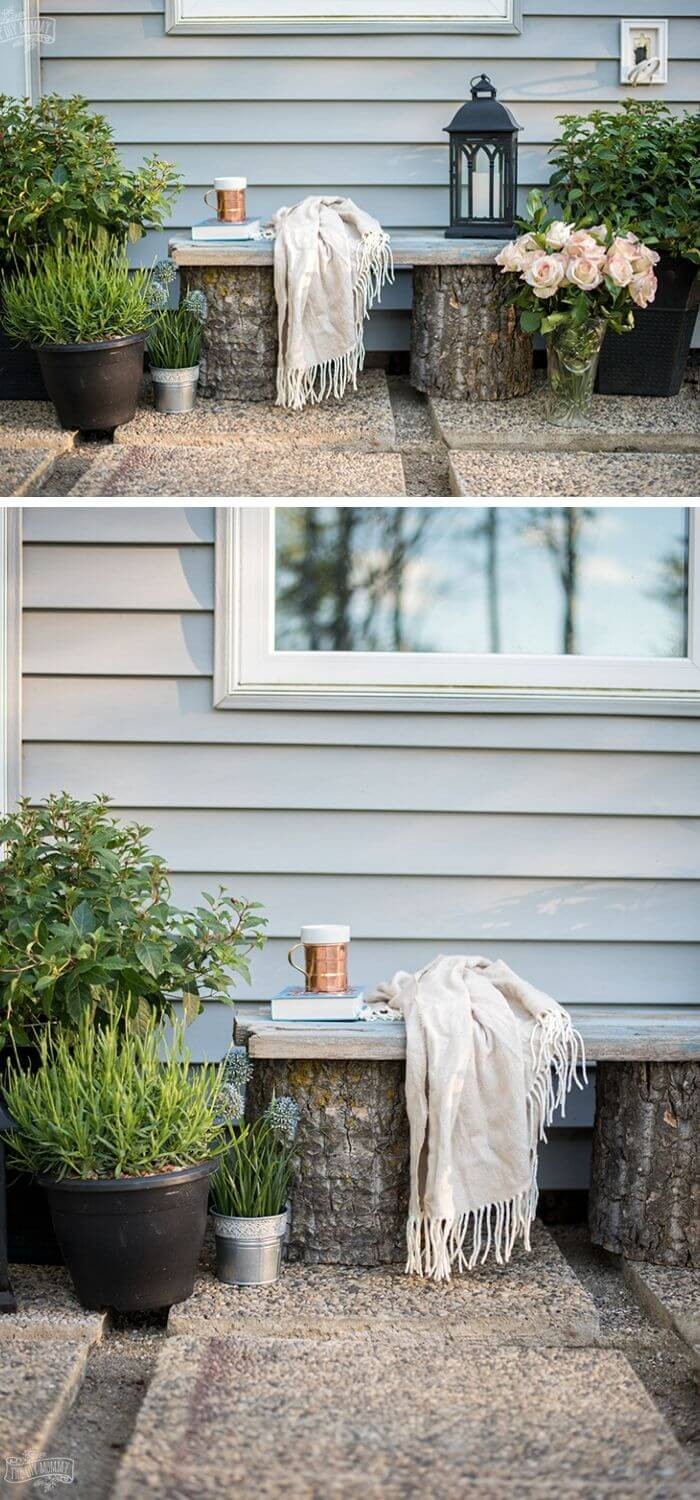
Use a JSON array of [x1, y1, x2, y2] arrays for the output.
[[444, 75, 520, 239], [0, 1101, 17, 1313]]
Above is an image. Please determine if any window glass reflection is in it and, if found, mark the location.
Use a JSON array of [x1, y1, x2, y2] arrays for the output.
[[274, 507, 689, 658]]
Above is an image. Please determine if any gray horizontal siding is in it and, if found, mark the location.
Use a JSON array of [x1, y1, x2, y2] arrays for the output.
[[21, 508, 700, 1185], [39, 1, 700, 350], [22, 742, 700, 815], [62, 807, 700, 880], [22, 678, 700, 749]]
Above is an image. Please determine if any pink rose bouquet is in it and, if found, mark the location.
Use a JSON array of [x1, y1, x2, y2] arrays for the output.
[[494, 191, 660, 425], [495, 190, 659, 341]]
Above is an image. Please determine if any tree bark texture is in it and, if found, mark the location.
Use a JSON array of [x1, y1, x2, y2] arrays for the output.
[[410, 264, 533, 400], [181, 266, 277, 401], [246, 1058, 409, 1266], [589, 1062, 699, 1268]]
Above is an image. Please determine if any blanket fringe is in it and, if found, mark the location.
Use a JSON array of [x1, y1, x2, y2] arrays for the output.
[[276, 227, 394, 410], [407, 1010, 587, 1282]]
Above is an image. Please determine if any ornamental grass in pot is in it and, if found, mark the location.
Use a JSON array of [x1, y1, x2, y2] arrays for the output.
[[0, 792, 266, 1264], [2, 1011, 226, 1311], [147, 259, 207, 413], [548, 102, 700, 396], [210, 1054, 299, 1288], [2, 232, 157, 432], [0, 92, 181, 400]]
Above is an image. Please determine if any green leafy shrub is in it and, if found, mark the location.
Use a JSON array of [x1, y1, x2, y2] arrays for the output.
[[211, 1057, 299, 1218], [0, 93, 181, 264], [0, 793, 266, 1048], [2, 232, 155, 345], [548, 102, 700, 263], [2, 1008, 225, 1180]]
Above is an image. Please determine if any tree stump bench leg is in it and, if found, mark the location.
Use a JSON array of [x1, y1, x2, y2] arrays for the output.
[[410, 263, 533, 401], [180, 266, 278, 402], [589, 1061, 699, 1268], [246, 1058, 409, 1266]]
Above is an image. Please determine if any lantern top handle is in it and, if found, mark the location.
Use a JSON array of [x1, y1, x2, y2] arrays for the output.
[[470, 74, 497, 99]]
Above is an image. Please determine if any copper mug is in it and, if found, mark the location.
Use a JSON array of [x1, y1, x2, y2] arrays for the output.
[[204, 176, 247, 224], [288, 925, 350, 995]]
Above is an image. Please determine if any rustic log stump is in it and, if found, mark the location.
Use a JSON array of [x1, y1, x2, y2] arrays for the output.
[[410, 263, 533, 400], [589, 1062, 700, 1267], [181, 265, 277, 401], [246, 1057, 409, 1266]]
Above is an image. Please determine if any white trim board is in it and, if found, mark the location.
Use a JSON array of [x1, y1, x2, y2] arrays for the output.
[[165, 0, 521, 33], [214, 506, 700, 713], [0, 509, 22, 813]]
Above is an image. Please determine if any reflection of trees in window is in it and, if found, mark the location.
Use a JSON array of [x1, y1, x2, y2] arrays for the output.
[[647, 528, 689, 657], [275, 507, 445, 652], [275, 506, 689, 660], [519, 508, 594, 655]]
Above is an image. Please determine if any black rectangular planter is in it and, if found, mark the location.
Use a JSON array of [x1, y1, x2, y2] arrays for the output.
[[597, 255, 699, 398], [0, 327, 47, 401]]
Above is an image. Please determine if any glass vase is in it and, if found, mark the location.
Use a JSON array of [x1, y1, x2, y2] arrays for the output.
[[545, 321, 606, 428]]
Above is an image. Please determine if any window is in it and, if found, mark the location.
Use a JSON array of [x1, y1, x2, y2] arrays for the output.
[[166, 0, 519, 34], [215, 506, 700, 710]]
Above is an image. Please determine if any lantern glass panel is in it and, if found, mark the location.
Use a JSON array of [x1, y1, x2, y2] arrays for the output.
[[460, 141, 505, 221]]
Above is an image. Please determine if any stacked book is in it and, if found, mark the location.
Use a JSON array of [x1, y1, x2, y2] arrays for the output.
[[271, 986, 365, 1022], [191, 217, 262, 243]]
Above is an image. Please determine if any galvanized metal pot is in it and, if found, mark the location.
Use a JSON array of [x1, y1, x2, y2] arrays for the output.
[[212, 1206, 288, 1287], [151, 364, 200, 414]]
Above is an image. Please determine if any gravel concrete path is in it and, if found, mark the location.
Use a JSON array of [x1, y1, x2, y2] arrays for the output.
[[6, 1226, 700, 1499], [1, 372, 696, 497]]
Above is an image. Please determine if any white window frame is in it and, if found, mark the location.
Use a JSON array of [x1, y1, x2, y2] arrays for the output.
[[165, 0, 520, 35], [0, 508, 22, 812], [214, 506, 700, 713]]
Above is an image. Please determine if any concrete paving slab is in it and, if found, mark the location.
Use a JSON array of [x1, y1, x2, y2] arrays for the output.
[[114, 1334, 692, 1500], [169, 1222, 599, 1344], [1, 1265, 108, 1346], [0, 447, 57, 496], [66, 445, 406, 496], [431, 377, 700, 453], [624, 1261, 700, 1379], [449, 449, 700, 498], [0, 1338, 87, 1475], [114, 371, 396, 451], [0, 400, 76, 450]]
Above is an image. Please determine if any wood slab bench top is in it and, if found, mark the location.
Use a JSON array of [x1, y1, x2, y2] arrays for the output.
[[169, 233, 508, 268], [234, 1004, 700, 1063]]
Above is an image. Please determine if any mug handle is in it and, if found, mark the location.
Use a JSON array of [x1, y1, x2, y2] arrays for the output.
[[204, 189, 217, 211], [287, 942, 306, 979]]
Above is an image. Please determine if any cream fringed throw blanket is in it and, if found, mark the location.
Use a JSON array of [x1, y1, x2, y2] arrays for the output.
[[272, 196, 393, 410], [370, 955, 586, 1282]]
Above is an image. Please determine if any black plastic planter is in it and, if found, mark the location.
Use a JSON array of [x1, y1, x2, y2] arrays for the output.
[[41, 1160, 214, 1311], [1, 1044, 62, 1265], [0, 327, 47, 401], [34, 331, 147, 433], [6, 1170, 62, 1266], [597, 254, 699, 397]]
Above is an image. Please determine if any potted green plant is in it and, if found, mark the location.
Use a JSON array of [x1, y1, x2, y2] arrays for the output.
[[0, 792, 265, 1262], [548, 102, 700, 396], [2, 232, 158, 432], [0, 92, 181, 400], [2, 1010, 226, 1311], [495, 192, 659, 427], [210, 1055, 299, 1287], [147, 261, 208, 414]]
